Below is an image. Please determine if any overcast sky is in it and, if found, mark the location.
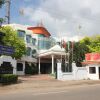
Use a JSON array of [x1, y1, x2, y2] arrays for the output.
[[0, 0, 100, 41]]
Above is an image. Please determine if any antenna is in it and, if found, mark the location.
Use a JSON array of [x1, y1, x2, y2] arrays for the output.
[[5, 0, 11, 24], [37, 19, 44, 27]]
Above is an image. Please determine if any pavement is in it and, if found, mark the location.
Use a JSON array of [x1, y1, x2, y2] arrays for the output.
[[0, 75, 100, 95]]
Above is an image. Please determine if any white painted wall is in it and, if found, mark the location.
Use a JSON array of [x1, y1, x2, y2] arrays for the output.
[[87, 65, 99, 80], [57, 63, 88, 81], [16, 61, 25, 75]]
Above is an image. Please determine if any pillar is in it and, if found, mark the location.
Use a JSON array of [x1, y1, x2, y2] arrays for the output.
[[38, 57, 41, 74], [51, 55, 54, 74]]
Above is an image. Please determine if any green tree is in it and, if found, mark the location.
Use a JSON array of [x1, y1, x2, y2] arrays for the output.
[[66, 41, 89, 67], [88, 35, 100, 52], [73, 42, 89, 66], [0, 26, 26, 59], [80, 35, 100, 53]]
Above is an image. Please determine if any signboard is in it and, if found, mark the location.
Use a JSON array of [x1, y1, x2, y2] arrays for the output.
[[0, 45, 14, 55]]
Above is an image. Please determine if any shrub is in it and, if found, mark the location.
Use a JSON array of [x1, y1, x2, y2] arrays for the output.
[[0, 74, 18, 85], [25, 63, 38, 75]]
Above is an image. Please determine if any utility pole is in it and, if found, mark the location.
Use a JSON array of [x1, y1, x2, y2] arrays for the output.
[[5, 0, 11, 24]]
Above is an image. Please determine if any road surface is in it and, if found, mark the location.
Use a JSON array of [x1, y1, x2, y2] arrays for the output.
[[0, 84, 100, 100]]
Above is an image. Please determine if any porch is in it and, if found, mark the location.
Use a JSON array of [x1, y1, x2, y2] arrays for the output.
[[38, 45, 67, 74]]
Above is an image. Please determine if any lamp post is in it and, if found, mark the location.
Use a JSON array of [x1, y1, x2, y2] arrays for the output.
[[5, 0, 11, 24]]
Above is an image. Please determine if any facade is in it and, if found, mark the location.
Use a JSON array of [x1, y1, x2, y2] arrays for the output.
[[2, 23, 66, 75]]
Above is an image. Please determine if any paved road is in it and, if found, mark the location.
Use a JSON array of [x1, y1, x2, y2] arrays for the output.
[[0, 84, 100, 100]]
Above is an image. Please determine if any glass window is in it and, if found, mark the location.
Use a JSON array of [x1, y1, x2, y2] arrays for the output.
[[32, 49, 37, 58], [17, 30, 25, 38], [26, 47, 31, 56], [38, 34, 45, 37], [26, 35, 31, 43], [32, 38, 36, 45], [38, 37, 53, 50], [89, 67, 96, 74]]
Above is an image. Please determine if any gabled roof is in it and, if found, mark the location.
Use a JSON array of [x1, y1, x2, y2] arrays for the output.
[[38, 45, 66, 57], [49, 45, 65, 52]]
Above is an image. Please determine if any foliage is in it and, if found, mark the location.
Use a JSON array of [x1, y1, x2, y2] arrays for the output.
[[65, 35, 100, 66], [65, 41, 89, 67], [0, 26, 26, 59], [73, 42, 89, 66], [80, 35, 100, 53], [0, 74, 18, 84], [25, 62, 38, 75]]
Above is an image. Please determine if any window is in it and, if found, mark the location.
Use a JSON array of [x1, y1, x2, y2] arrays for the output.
[[26, 35, 31, 43], [32, 49, 37, 58], [26, 47, 31, 56], [89, 67, 96, 74], [38, 34, 45, 37], [17, 30, 25, 38], [17, 63, 23, 71], [32, 38, 36, 45]]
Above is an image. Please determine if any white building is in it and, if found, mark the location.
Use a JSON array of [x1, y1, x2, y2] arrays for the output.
[[1, 23, 66, 75]]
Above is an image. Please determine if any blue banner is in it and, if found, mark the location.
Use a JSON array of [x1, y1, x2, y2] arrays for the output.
[[0, 45, 14, 55]]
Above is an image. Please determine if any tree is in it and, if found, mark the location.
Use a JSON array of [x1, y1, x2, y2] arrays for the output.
[[88, 35, 100, 52], [0, 26, 26, 59], [65, 41, 89, 67], [80, 35, 100, 53], [73, 42, 89, 66], [65, 35, 100, 67]]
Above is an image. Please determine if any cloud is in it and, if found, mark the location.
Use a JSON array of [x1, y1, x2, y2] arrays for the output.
[[22, 0, 100, 41]]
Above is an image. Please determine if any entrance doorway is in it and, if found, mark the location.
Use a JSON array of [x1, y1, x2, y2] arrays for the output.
[[40, 63, 52, 74], [99, 67, 100, 79]]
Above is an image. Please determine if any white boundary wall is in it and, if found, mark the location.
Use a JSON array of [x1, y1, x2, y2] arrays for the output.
[[57, 63, 88, 80], [0, 56, 17, 74]]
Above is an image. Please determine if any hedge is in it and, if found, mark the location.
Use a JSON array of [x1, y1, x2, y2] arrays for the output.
[[0, 74, 18, 85]]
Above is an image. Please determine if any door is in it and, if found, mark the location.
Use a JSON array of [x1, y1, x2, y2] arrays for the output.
[[99, 67, 100, 79]]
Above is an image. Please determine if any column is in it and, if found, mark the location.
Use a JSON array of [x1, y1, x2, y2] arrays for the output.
[[23, 62, 25, 75], [38, 57, 41, 74], [52, 55, 54, 74]]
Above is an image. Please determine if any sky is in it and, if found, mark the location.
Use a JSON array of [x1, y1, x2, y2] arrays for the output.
[[0, 0, 100, 41]]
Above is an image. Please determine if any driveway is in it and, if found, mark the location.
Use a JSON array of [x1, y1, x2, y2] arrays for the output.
[[0, 75, 100, 95]]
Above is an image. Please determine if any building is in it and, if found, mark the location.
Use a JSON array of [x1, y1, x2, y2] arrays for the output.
[[1, 23, 66, 75], [82, 53, 100, 80]]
